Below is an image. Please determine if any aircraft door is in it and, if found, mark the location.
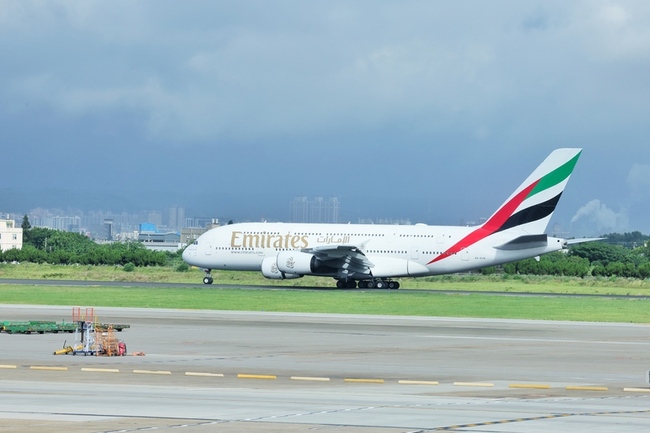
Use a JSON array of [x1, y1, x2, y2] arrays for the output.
[[461, 248, 469, 261], [205, 242, 212, 255], [411, 246, 420, 260]]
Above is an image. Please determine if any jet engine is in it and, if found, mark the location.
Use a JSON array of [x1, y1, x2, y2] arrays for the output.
[[261, 256, 302, 280], [276, 251, 319, 275]]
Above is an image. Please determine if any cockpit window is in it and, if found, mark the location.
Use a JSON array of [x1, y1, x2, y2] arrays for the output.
[[193, 241, 198, 245]]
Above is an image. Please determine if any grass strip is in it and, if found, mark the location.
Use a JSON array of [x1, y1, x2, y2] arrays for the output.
[[2, 264, 650, 296], [1, 284, 649, 323]]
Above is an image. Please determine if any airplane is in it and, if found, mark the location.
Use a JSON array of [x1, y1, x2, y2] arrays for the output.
[[183, 148, 586, 289]]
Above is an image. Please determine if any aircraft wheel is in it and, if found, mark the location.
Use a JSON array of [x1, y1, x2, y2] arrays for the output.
[[336, 280, 345, 288], [388, 281, 397, 289], [346, 280, 357, 289], [203, 277, 213, 285], [366, 280, 375, 289], [375, 280, 385, 289]]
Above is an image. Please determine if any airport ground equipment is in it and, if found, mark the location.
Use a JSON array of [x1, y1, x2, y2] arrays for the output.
[[1, 320, 76, 334], [53, 341, 74, 355], [2, 315, 129, 336], [71, 307, 128, 356], [73, 308, 97, 355], [3, 307, 130, 356], [95, 325, 127, 356]]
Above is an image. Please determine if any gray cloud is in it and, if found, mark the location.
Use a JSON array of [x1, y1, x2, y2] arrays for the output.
[[2, 1, 650, 233], [627, 164, 650, 200], [571, 199, 629, 233]]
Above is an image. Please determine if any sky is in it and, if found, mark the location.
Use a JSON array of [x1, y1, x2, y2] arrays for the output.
[[1, 1, 650, 236]]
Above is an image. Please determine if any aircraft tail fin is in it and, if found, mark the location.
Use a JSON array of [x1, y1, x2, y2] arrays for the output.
[[427, 148, 582, 266], [481, 148, 582, 235]]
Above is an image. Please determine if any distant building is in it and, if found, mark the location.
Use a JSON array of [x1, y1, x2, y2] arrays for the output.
[[146, 211, 163, 227], [180, 219, 220, 246], [138, 222, 182, 252], [103, 219, 114, 241], [291, 197, 339, 223], [139, 222, 157, 234], [0, 219, 23, 252], [167, 206, 185, 231], [185, 217, 216, 229], [291, 197, 309, 223]]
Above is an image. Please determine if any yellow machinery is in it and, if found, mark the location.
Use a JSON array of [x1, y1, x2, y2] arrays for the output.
[[53, 342, 74, 355]]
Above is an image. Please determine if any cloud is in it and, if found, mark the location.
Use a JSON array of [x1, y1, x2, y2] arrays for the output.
[[1, 0, 650, 227], [1, 0, 649, 153], [626, 163, 650, 200], [571, 199, 629, 233]]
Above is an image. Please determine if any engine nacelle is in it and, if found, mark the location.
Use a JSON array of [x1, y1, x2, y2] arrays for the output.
[[276, 251, 318, 275], [261, 256, 302, 280]]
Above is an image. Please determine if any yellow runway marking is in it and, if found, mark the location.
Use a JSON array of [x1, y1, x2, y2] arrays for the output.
[[344, 378, 384, 384], [81, 368, 119, 373], [624, 387, 650, 393], [566, 385, 608, 392], [454, 381, 494, 387], [398, 380, 439, 385], [291, 376, 330, 382], [509, 383, 551, 389], [185, 372, 225, 377], [133, 369, 172, 375], [237, 374, 277, 380], [29, 366, 68, 371]]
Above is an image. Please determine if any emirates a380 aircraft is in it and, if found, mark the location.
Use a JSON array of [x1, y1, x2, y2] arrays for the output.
[[183, 148, 586, 289]]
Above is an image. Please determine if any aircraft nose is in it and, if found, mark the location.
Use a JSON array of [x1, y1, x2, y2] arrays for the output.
[[182, 243, 195, 264]]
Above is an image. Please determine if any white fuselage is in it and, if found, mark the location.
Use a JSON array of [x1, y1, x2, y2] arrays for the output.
[[181, 149, 582, 286], [182, 222, 565, 278]]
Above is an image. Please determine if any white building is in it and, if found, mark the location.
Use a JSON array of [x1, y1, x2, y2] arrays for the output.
[[0, 219, 23, 252]]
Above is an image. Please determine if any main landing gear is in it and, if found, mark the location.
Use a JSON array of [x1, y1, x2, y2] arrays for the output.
[[335, 279, 400, 289], [203, 269, 213, 285]]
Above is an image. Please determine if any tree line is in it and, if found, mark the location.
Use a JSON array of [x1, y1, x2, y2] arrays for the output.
[[482, 232, 650, 279], [1, 226, 173, 267], [2, 219, 649, 278]]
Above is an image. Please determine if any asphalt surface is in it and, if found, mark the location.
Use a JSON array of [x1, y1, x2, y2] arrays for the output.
[[2, 305, 650, 432]]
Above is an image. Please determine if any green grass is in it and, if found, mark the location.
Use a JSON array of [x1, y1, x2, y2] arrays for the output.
[[1, 283, 649, 324], [1, 263, 650, 323], [2, 263, 650, 295]]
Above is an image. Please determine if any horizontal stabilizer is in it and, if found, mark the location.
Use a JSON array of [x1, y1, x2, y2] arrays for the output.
[[565, 238, 605, 246], [495, 234, 548, 251]]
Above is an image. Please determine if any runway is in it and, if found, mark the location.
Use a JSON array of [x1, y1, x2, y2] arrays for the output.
[[3, 277, 650, 299], [2, 305, 650, 432]]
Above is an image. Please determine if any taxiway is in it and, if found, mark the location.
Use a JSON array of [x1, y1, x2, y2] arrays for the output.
[[1, 305, 650, 432]]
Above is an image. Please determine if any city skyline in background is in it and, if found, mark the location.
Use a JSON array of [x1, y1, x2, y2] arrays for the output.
[[5, 197, 346, 240], [1, 193, 583, 243]]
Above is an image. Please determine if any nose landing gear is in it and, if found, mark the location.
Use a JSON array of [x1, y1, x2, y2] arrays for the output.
[[203, 269, 213, 285]]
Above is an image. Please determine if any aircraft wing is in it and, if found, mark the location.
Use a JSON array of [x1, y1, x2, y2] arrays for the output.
[[305, 244, 374, 279]]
